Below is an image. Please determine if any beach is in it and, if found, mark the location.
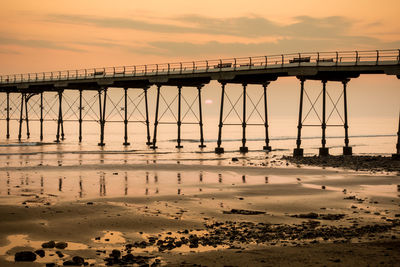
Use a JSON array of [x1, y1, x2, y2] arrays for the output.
[[0, 159, 399, 266]]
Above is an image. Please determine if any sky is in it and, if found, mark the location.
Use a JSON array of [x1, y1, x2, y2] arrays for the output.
[[0, 0, 399, 132], [1, 0, 400, 73]]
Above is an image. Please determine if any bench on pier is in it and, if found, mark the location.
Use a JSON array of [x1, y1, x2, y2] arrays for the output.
[[239, 63, 254, 67], [289, 57, 311, 63], [94, 71, 105, 76], [214, 63, 232, 69], [317, 58, 334, 62]]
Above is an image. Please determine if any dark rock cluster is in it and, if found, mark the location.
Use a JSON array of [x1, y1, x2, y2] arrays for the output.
[[290, 212, 346, 220], [104, 249, 160, 266], [283, 155, 400, 173]]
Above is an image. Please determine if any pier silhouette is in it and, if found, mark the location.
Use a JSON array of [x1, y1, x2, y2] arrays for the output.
[[0, 49, 399, 157]]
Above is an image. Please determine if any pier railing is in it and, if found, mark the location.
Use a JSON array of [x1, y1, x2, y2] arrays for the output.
[[1, 49, 399, 85]]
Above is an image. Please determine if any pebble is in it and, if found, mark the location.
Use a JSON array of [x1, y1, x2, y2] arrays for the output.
[[15, 251, 37, 262], [55, 242, 68, 249], [42, 240, 56, 248]]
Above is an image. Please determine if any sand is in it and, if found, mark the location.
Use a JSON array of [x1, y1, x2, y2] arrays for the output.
[[0, 161, 399, 266]]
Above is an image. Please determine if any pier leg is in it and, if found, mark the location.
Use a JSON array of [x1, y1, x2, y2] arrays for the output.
[[198, 85, 206, 148], [293, 79, 305, 157], [393, 112, 400, 159], [176, 85, 183, 148], [18, 93, 24, 141], [60, 92, 65, 141], [123, 87, 130, 146], [240, 83, 248, 153], [263, 82, 272, 151], [40, 92, 43, 141], [55, 91, 62, 143], [25, 94, 30, 139], [215, 83, 226, 154], [151, 85, 161, 149], [342, 79, 352, 155], [144, 87, 152, 145], [6, 92, 10, 139], [319, 80, 329, 156], [79, 90, 82, 142], [98, 88, 107, 146]]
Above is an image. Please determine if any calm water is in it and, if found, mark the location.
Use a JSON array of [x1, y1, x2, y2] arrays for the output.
[[0, 86, 398, 169]]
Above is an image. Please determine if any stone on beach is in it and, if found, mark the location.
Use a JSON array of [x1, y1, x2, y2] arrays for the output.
[[55, 241, 68, 249], [15, 251, 37, 262], [42, 240, 56, 248], [35, 249, 45, 257], [223, 209, 266, 215]]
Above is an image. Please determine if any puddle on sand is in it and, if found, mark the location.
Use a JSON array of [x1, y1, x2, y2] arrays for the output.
[[359, 184, 400, 198]]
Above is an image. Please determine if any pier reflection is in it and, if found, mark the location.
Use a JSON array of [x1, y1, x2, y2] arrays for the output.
[[99, 173, 106, 196], [0, 170, 276, 200]]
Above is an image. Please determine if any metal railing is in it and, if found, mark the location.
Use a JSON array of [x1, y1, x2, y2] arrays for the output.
[[1, 49, 399, 85]]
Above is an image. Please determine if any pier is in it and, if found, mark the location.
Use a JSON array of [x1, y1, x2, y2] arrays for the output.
[[0, 49, 399, 157]]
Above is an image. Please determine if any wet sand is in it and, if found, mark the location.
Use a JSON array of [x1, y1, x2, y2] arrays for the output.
[[0, 162, 399, 266]]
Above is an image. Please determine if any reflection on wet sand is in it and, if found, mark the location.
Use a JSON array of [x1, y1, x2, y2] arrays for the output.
[[0, 170, 282, 199]]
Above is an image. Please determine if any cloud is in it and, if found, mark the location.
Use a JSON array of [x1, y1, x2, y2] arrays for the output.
[[45, 13, 368, 39], [0, 36, 85, 52], [128, 37, 400, 57], [46, 14, 196, 34]]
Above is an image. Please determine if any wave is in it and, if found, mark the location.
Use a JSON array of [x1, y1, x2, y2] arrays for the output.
[[0, 142, 57, 147], [166, 134, 395, 143]]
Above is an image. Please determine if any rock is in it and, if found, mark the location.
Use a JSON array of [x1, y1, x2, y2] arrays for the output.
[[46, 263, 56, 267], [223, 209, 265, 215], [320, 214, 345, 220], [56, 251, 64, 258], [86, 202, 94, 205], [73, 256, 85, 265], [321, 185, 326, 189], [42, 240, 56, 248], [15, 251, 37, 262], [111, 249, 121, 259], [35, 249, 45, 257], [55, 241, 68, 249], [63, 260, 79, 266], [232, 158, 239, 161]]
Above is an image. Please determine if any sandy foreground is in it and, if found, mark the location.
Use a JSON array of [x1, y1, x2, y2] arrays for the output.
[[0, 161, 399, 266]]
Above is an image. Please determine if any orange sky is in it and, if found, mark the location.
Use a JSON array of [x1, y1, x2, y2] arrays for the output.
[[1, 0, 400, 74]]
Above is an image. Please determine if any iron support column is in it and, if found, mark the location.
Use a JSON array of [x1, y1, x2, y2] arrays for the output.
[[176, 85, 183, 148], [342, 79, 352, 155], [25, 94, 30, 139], [123, 88, 130, 146], [79, 90, 82, 142], [56, 91, 62, 143], [40, 92, 43, 141], [240, 83, 248, 153], [18, 93, 24, 141], [319, 80, 329, 156], [144, 86, 151, 145], [293, 79, 305, 157], [151, 85, 161, 149], [197, 85, 206, 148], [263, 82, 271, 151], [98, 88, 107, 146], [6, 92, 10, 139], [215, 82, 226, 154], [393, 111, 400, 159]]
